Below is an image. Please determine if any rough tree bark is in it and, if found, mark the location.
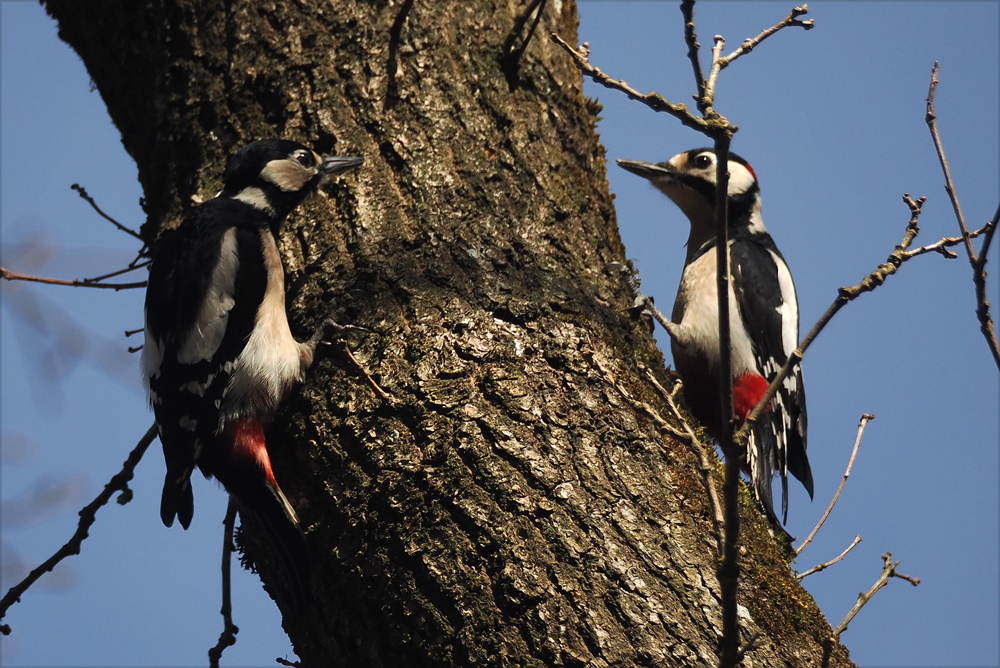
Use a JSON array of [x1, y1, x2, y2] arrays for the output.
[[42, 0, 853, 665]]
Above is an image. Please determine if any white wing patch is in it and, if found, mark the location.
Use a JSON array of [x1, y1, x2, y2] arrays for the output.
[[770, 249, 799, 358], [141, 308, 165, 384], [178, 228, 240, 364]]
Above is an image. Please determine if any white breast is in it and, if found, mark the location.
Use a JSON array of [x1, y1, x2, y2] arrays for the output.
[[222, 229, 308, 423], [673, 244, 757, 376]]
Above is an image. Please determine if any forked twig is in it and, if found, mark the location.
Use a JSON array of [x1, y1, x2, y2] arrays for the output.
[[0, 266, 147, 291], [925, 62, 1000, 369], [0, 424, 158, 634], [645, 370, 725, 552], [549, 33, 711, 134], [738, 194, 929, 446], [796, 414, 873, 556], [702, 5, 813, 110], [821, 553, 920, 668]]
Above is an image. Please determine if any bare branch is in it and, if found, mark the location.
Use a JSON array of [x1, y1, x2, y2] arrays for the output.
[[680, 0, 706, 104], [714, 135, 743, 668], [0, 266, 147, 291], [796, 414, 873, 556], [718, 5, 813, 70], [0, 424, 158, 634], [208, 498, 240, 668], [71, 183, 142, 240], [831, 552, 920, 639], [549, 32, 713, 134], [702, 5, 813, 110], [925, 63, 1000, 369], [645, 370, 725, 552], [797, 536, 862, 580], [903, 223, 990, 260], [925, 63, 974, 261], [337, 340, 394, 404], [972, 208, 1000, 368], [737, 194, 929, 447], [974, 206, 999, 278]]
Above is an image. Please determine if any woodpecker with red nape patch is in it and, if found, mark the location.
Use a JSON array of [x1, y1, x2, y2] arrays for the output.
[[617, 148, 812, 524], [142, 139, 363, 607]]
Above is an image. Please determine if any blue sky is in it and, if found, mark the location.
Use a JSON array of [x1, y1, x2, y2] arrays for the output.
[[1, 2, 997, 666]]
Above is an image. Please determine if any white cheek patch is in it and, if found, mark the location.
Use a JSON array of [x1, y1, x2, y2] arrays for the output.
[[260, 159, 315, 192], [727, 162, 757, 196]]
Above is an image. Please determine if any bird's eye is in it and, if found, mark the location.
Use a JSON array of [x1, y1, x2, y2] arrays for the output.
[[693, 154, 714, 169], [293, 151, 315, 168]]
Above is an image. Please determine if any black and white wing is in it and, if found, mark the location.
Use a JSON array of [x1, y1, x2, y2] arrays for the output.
[[143, 204, 268, 528], [731, 235, 812, 523]]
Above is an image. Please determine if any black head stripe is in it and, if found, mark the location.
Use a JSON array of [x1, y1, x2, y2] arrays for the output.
[[222, 140, 313, 193]]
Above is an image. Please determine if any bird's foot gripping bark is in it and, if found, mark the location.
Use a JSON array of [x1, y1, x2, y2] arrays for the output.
[[604, 261, 695, 348], [300, 299, 370, 367], [605, 261, 656, 333], [310, 299, 370, 346]]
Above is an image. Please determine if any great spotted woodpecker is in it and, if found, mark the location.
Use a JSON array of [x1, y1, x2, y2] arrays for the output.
[[142, 139, 363, 606], [617, 148, 813, 523]]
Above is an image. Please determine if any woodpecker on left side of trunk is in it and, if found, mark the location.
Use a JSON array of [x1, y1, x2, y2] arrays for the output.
[[617, 148, 813, 524], [142, 139, 363, 608]]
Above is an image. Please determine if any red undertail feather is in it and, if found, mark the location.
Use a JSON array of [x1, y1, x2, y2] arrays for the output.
[[224, 417, 279, 488], [733, 372, 769, 422]]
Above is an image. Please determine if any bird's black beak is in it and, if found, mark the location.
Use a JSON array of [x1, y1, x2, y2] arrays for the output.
[[319, 155, 364, 176], [616, 159, 676, 182]]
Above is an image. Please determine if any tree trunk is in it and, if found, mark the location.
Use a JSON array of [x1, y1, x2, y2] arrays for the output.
[[42, 0, 853, 665]]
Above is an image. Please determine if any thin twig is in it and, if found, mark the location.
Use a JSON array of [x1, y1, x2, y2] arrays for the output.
[[925, 63, 974, 261], [736, 632, 762, 662], [797, 536, 862, 580], [737, 194, 928, 448], [925, 63, 1000, 369], [718, 5, 813, 70], [831, 552, 920, 638], [903, 223, 990, 260], [71, 183, 142, 240], [549, 32, 713, 135], [0, 423, 158, 635], [0, 266, 147, 291], [81, 260, 151, 283], [644, 370, 725, 552], [338, 340, 393, 403], [972, 208, 1000, 369], [586, 349, 686, 440], [702, 5, 813, 112], [208, 497, 240, 668], [796, 414, 873, 556], [680, 0, 706, 105], [822, 553, 920, 667]]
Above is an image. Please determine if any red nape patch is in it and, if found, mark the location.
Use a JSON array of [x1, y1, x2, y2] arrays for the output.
[[733, 372, 769, 421], [744, 162, 758, 184], [223, 418, 277, 487]]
